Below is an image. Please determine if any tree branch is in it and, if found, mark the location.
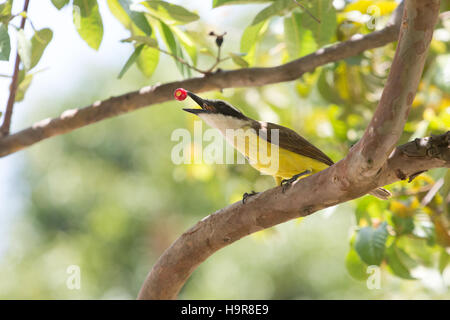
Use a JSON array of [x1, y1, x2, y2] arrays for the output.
[[348, 0, 441, 178], [0, 0, 30, 137], [137, 132, 449, 300], [136, 0, 442, 300], [0, 3, 404, 157]]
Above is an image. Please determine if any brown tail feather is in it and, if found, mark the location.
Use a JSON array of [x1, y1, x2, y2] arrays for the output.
[[369, 187, 391, 200]]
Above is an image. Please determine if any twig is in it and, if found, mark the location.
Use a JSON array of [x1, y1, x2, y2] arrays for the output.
[[156, 31, 230, 75], [293, 0, 321, 24], [157, 47, 206, 74], [7, 12, 39, 34], [421, 178, 444, 206], [203, 31, 227, 74], [151, 46, 230, 75], [141, 38, 229, 76], [392, 184, 433, 197], [0, 0, 30, 137]]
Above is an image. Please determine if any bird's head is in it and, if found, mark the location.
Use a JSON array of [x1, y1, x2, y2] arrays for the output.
[[183, 91, 248, 122]]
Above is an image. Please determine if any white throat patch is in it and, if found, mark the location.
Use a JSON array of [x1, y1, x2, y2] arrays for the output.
[[198, 113, 248, 135]]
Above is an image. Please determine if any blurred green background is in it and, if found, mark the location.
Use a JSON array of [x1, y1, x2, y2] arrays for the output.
[[0, 0, 448, 299]]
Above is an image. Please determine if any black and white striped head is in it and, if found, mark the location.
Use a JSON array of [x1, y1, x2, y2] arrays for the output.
[[183, 91, 248, 122]]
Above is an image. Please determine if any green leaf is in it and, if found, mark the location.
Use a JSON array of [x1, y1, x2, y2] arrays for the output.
[[15, 69, 33, 102], [116, 7, 159, 79], [385, 244, 416, 280], [212, 0, 273, 8], [391, 215, 415, 235], [157, 20, 187, 77], [185, 30, 215, 59], [125, 29, 160, 78], [0, 23, 10, 61], [397, 245, 419, 269], [143, 1, 199, 25], [346, 248, 369, 281], [442, 171, 450, 216], [178, 44, 190, 77], [240, 0, 293, 54], [355, 222, 388, 266], [73, 0, 104, 50], [172, 27, 197, 66], [16, 29, 31, 70], [229, 52, 249, 68], [116, 0, 152, 35], [355, 196, 375, 225], [159, 20, 177, 54], [438, 248, 449, 274], [300, 0, 337, 47], [251, 0, 294, 25], [136, 42, 159, 78], [118, 44, 145, 79], [0, 0, 12, 24], [318, 67, 344, 105], [51, 0, 70, 10], [30, 28, 53, 70], [240, 20, 268, 54], [121, 35, 158, 48], [284, 12, 317, 60], [107, 0, 131, 27]]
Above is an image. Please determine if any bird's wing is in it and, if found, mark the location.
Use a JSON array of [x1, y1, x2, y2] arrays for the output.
[[253, 121, 335, 166]]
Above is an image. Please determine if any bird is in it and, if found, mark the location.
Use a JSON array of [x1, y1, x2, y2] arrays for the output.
[[181, 90, 391, 202]]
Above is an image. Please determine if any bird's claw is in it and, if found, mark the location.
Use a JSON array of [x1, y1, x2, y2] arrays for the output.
[[281, 178, 295, 193], [281, 170, 312, 193], [242, 190, 258, 204]]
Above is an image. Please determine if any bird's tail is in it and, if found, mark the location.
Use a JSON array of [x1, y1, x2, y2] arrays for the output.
[[369, 187, 391, 200]]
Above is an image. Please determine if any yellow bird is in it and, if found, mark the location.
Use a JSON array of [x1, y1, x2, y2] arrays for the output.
[[183, 91, 390, 201]]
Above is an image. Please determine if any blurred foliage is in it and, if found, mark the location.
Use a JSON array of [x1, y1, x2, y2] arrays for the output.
[[0, 0, 448, 299]]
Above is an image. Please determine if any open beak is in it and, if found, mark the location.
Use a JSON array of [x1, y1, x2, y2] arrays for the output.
[[183, 91, 214, 115]]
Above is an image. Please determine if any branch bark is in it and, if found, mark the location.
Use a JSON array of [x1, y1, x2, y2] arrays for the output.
[[138, 132, 449, 300], [348, 0, 441, 177], [0, 3, 404, 157], [137, 0, 442, 300]]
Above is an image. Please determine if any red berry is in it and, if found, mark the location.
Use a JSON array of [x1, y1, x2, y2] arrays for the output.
[[174, 88, 187, 101]]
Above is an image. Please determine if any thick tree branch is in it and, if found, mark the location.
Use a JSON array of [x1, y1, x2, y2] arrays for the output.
[[348, 0, 440, 178], [0, 0, 30, 137], [138, 132, 449, 300], [0, 3, 404, 157], [137, 0, 441, 300]]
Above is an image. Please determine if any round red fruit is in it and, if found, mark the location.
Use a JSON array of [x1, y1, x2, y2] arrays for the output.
[[174, 88, 187, 101]]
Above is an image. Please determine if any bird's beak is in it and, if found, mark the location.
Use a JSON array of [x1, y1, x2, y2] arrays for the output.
[[183, 91, 214, 115]]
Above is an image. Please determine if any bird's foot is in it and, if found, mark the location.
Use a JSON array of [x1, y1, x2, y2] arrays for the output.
[[281, 170, 312, 193], [242, 190, 258, 204]]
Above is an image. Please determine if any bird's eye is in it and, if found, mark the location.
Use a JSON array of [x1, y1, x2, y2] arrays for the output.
[[203, 103, 215, 111]]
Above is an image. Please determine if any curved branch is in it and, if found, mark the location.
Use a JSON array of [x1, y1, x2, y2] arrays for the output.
[[137, 0, 441, 299], [348, 0, 441, 178], [138, 132, 449, 300], [0, 4, 404, 157]]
